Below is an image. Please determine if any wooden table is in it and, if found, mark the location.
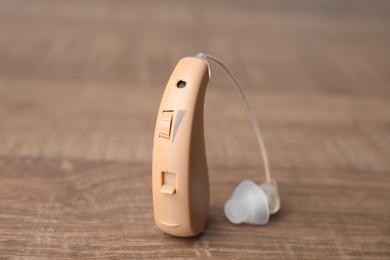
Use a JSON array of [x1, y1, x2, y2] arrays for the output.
[[0, 0, 389, 258]]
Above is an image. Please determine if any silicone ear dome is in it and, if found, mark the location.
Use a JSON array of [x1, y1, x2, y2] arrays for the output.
[[224, 180, 280, 225]]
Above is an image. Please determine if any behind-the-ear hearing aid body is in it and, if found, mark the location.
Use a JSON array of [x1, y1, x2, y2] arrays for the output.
[[152, 54, 280, 237], [152, 57, 210, 237]]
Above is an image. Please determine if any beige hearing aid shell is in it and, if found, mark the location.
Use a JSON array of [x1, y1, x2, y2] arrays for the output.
[[152, 57, 210, 237]]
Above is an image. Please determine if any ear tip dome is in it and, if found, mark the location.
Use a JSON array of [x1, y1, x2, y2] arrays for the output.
[[224, 197, 247, 224], [224, 180, 273, 225]]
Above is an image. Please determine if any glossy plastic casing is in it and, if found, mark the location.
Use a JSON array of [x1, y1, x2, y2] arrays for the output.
[[152, 57, 210, 237]]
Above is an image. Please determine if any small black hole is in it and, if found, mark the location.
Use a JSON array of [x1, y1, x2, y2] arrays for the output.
[[177, 80, 186, 88]]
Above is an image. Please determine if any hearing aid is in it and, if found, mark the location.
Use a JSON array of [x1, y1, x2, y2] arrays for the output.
[[152, 53, 280, 237]]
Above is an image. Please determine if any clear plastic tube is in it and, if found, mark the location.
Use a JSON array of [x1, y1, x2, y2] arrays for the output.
[[195, 53, 272, 183]]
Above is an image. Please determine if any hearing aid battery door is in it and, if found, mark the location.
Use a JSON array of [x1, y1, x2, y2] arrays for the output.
[[152, 57, 210, 237]]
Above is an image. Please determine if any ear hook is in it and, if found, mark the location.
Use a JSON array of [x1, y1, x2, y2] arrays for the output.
[[191, 53, 281, 224]]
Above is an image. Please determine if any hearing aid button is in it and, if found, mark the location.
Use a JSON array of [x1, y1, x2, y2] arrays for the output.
[[161, 171, 176, 195], [160, 184, 176, 195], [159, 110, 173, 139]]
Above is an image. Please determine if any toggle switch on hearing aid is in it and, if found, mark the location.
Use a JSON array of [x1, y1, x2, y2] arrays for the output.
[[152, 53, 281, 237]]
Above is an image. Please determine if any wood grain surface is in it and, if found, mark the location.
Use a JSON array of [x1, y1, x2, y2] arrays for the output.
[[0, 0, 389, 258]]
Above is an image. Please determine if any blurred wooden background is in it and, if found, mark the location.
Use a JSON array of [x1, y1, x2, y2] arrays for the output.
[[0, 0, 389, 258]]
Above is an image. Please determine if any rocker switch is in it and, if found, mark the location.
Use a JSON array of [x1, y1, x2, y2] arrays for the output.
[[159, 110, 173, 139]]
